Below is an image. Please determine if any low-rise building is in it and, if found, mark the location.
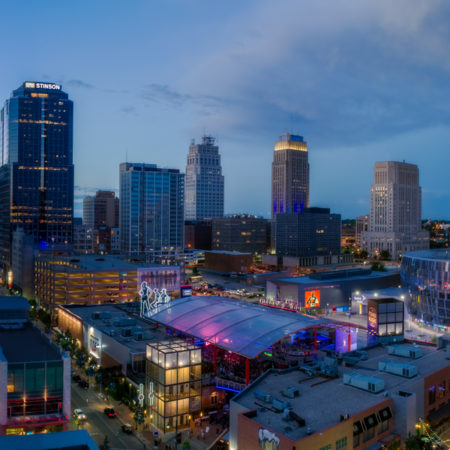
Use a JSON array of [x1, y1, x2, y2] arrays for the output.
[[265, 268, 400, 312], [0, 297, 71, 435], [230, 343, 450, 449], [34, 255, 181, 309], [204, 250, 253, 274]]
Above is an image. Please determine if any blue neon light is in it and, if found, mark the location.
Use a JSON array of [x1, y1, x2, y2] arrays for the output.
[[215, 385, 241, 393]]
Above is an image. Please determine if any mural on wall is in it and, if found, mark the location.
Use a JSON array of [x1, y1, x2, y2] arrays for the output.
[[259, 428, 280, 450]]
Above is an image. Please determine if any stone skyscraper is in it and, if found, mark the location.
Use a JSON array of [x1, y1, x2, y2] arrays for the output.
[[271, 134, 309, 218], [0, 81, 74, 264], [362, 161, 429, 259], [185, 136, 224, 220]]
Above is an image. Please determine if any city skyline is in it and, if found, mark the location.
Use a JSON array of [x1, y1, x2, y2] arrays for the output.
[[1, 1, 450, 219]]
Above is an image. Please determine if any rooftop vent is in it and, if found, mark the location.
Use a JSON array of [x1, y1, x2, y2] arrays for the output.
[[254, 390, 272, 403], [281, 386, 300, 399], [378, 360, 417, 378], [272, 398, 290, 412], [387, 345, 423, 359], [343, 372, 385, 393]]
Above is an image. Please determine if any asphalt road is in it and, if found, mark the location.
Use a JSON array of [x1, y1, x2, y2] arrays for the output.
[[70, 381, 147, 450]]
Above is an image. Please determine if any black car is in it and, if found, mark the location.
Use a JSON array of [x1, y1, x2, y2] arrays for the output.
[[72, 374, 81, 383], [104, 407, 117, 418], [78, 380, 89, 390]]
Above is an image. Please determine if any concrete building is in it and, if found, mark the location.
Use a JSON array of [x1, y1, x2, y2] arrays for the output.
[[34, 254, 181, 309], [275, 208, 341, 258], [185, 220, 212, 250], [185, 136, 224, 221], [271, 134, 309, 218], [355, 214, 369, 249], [57, 302, 168, 381], [0, 296, 71, 435], [11, 230, 34, 297], [230, 343, 450, 449], [0, 81, 74, 266], [362, 161, 429, 260], [83, 190, 119, 229], [72, 224, 94, 254], [119, 163, 184, 262], [212, 215, 269, 254]]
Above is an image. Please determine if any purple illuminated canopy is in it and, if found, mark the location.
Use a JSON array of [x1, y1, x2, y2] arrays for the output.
[[145, 296, 326, 359]]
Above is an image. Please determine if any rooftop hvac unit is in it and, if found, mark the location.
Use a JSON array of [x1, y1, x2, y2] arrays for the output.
[[254, 390, 272, 403], [282, 386, 300, 399], [343, 372, 385, 393], [378, 360, 418, 378], [91, 312, 100, 320], [387, 345, 423, 359], [272, 398, 290, 412], [121, 328, 132, 337]]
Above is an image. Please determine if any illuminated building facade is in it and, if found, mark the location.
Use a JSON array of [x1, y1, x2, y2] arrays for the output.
[[146, 339, 202, 432], [0, 296, 70, 435], [184, 136, 224, 221], [0, 82, 74, 265], [401, 249, 450, 328], [362, 161, 429, 259], [119, 163, 184, 260], [271, 134, 309, 218]]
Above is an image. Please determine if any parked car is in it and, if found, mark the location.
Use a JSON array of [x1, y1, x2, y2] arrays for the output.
[[72, 408, 87, 421], [122, 423, 133, 434], [78, 380, 89, 390], [104, 407, 117, 418], [72, 374, 81, 383]]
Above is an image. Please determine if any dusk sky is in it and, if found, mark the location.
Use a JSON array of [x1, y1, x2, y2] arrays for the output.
[[2, 0, 450, 219]]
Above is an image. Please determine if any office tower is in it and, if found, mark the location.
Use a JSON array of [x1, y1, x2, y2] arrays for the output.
[[362, 161, 429, 259], [0, 81, 74, 264], [271, 134, 309, 218], [275, 208, 341, 258], [119, 163, 184, 260], [83, 190, 119, 229], [211, 215, 269, 254], [184, 136, 224, 220]]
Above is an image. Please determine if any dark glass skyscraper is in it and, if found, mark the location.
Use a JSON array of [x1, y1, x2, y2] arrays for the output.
[[0, 81, 74, 264]]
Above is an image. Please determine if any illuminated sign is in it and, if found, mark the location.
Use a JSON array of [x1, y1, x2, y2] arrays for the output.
[[138, 383, 145, 407], [368, 305, 378, 335], [180, 284, 192, 297], [139, 282, 171, 317], [305, 290, 320, 309], [25, 81, 61, 90], [138, 266, 180, 292]]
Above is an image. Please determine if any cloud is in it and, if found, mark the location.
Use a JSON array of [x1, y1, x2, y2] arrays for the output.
[[141, 83, 228, 116], [120, 105, 137, 114], [176, 0, 450, 146], [66, 79, 94, 89]]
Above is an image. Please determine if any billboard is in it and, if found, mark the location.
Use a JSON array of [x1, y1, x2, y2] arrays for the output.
[[367, 303, 378, 336], [138, 266, 180, 292], [180, 284, 192, 297], [305, 290, 320, 309]]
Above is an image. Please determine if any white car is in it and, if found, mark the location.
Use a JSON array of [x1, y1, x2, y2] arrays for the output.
[[73, 408, 87, 421]]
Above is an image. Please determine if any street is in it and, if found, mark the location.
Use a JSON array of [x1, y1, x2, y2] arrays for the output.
[[70, 381, 147, 450]]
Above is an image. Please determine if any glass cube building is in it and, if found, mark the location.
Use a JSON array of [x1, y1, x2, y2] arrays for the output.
[[401, 249, 450, 328], [146, 339, 201, 432]]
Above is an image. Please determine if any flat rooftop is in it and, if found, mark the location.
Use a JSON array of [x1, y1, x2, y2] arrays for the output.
[[0, 429, 98, 449], [39, 254, 172, 272], [274, 268, 399, 285], [0, 296, 30, 312], [205, 250, 252, 256], [403, 249, 450, 261], [61, 303, 168, 354], [0, 322, 62, 363], [233, 344, 449, 441]]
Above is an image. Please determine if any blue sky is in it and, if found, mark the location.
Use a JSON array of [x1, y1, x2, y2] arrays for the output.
[[1, 0, 450, 219]]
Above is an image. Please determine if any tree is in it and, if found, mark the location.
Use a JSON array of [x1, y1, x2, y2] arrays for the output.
[[371, 262, 386, 272], [380, 250, 390, 260]]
